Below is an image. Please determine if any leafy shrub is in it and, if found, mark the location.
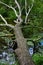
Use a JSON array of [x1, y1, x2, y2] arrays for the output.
[[32, 53, 43, 65]]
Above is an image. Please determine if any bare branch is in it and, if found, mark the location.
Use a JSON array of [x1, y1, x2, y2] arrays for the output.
[[25, 0, 27, 14], [25, 4, 33, 23], [25, 0, 34, 23], [15, 0, 23, 23], [0, 14, 7, 24], [14, 20, 19, 24], [0, 1, 18, 17], [0, 34, 13, 37], [0, 1, 22, 23], [0, 24, 15, 29], [15, 0, 21, 17], [0, 15, 15, 29]]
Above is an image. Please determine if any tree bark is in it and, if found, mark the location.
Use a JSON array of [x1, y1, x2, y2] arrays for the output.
[[14, 23, 34, 65]]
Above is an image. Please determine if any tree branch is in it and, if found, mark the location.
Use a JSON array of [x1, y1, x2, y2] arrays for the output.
[[15, 0, 21, 17], [0, 1, 22, 23], [0, 24, 15, 29], [0, 34, 13, 37], [25, 0, 27, 14], [0, 1, 18, 17], [14, 0, 22, 23], [0, 14, 7, 24], [0, 15, 15, 29], [25, 0, 34, 23]]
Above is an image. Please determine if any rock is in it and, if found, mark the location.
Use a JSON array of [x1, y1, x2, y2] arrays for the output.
[[2, 52, 8, 58], [29, 47, 33, 56], [6, 56, 9, 61], [0, 54, 2, 59]]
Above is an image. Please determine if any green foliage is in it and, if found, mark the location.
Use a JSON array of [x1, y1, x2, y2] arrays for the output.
[[0, 6, 7, 16], [22, 27, 33, 38], [29, 0, 43, 26], [0, 0, 43, 46], [21, 0, 43, 40], [7, 10, 16, 20], [0, 0, 43, 56], [14, 61, 20, 65], [32, 53, 43, 65], [0, 0, 43, 65]]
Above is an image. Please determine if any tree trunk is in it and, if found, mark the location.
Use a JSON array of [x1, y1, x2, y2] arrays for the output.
[[14, 23, 34, 65]]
